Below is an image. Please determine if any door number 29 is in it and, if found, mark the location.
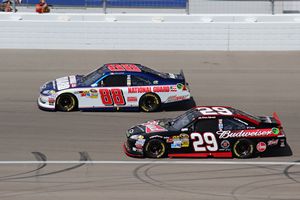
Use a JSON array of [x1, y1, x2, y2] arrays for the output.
[[191, 132, 218, 152]]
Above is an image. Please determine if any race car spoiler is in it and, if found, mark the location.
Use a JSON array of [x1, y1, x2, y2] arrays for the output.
[[273, 112, 282, 126], [180, 69, 186, 83]]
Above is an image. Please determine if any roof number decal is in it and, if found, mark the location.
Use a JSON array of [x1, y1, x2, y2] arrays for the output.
[[197, 107, 233, 116], [107, 64, 141, 72]]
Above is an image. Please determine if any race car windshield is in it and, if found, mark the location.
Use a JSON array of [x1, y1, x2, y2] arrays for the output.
[[81, 68, 105, 86], [172, 109, 200, 130], [140, 65, 168, 79]]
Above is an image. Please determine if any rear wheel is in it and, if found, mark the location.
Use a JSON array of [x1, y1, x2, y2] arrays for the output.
[[232, 139, 254, 159], [139, 93, 161, 112], [144, 139, 166, 158], [56, 94, 77, 112]]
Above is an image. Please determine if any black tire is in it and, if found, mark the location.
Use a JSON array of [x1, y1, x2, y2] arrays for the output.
[[232, 139, 254, 159], [56, 93, 77, 112], [144, 139, 166, 158], [139, 93, 161, 112]]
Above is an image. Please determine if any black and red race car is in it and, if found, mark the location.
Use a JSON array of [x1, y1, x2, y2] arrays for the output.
[[124, 106, 288, 158]]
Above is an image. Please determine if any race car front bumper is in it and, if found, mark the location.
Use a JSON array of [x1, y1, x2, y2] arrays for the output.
[[123, 141, 143, 158], [37, 95, 56, 111]]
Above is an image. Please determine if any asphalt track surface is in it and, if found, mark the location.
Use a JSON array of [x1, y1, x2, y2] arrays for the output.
[[0, 50, 299, 200]]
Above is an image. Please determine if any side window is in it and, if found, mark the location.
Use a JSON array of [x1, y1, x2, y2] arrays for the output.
[[222, 118, 246, 131], [99, 75, 127, 87], [194, 119, 218, 133], [131, 75, 151, 86]]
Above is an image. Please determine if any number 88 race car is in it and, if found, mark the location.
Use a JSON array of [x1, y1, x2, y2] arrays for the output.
[[124, 106, 289, 158], [38, 63, 190, 112]]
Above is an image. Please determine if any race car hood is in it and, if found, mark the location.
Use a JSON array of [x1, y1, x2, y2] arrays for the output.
[[40, 75, 84, 93], [127, 118, 174, 137]]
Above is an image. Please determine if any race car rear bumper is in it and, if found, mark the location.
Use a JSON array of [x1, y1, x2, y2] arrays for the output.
[[123, 142, 143, 158]]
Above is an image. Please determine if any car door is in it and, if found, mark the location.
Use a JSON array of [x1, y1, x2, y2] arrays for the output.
[[97, 74, 128, 108], [190, 118, 219, 153]]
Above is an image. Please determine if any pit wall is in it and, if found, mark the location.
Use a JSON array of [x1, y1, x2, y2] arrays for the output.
[[1, 13, 300, 50]]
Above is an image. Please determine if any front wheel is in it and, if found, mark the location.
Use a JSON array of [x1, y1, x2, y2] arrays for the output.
[[144, 139, 166, 158], [139, 93, 161, 112], [232, 139, 254, 159], [56, 94, 77, 112]]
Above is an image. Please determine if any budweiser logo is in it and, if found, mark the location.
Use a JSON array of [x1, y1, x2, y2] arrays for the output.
[[216, 129, 273, 139]]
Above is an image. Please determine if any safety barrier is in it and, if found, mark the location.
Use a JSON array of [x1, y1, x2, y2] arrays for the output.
[[0, 13, 300, 50], [21, 0, 186, 8]]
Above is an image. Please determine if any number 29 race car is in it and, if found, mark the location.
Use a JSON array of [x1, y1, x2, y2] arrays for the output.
[[124, 106, 288, 158], [38, 63, 190, 112]]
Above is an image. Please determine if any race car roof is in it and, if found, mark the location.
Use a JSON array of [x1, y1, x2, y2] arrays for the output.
[[195, 106, 261, 124], [101, 63, 168, 77]]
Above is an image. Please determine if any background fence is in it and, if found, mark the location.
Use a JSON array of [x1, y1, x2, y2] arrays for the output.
[[21, 0, 187, 8], [17, 0, 300, 14]]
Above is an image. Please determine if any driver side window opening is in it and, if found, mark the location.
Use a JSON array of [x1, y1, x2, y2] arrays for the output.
[[194, 119, 218, 133], [98, 75, 127, 87]]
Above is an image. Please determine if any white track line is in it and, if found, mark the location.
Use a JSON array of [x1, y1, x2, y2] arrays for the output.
[[0, 161, 299, 165]]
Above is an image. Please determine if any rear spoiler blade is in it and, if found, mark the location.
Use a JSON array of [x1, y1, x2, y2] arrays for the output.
[[273, 112, 282, 126], [180, 69, 186, 83]]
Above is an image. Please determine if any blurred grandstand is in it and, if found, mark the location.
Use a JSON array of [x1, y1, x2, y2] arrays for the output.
[[12, 0, 300, 14]]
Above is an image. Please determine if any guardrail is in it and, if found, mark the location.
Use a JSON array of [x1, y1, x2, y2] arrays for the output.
[[0, 13, 300, 50]]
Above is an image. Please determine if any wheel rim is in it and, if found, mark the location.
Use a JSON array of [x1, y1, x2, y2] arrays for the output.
[[235, 140, 251, 157], [142, 95, 159, 111], [147, 140, 165, 158], [58, 95, 75, 111]]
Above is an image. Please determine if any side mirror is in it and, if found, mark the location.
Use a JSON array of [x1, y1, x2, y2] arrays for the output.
[[180, 128, 189, 132]]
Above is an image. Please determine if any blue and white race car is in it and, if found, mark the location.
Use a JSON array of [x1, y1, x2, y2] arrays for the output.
[[38, 63, 191, 112]]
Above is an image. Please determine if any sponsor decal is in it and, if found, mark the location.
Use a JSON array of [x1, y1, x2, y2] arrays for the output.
[[170, 86, 177, 92], [135, 139, 146, 149], [216, 129, 273, 139], [221, 140, 230, 149], [171, 140, 181, 148], [77, 90, 98, 98], [267, 139, 279, 146], [180, 133, 189, 147], [218, 119, 223, 131], [56, 76, 70, 90], [177, 83, 184, 90], [166, 137, 173, 143], [127, 97, 138, 102], [256, 142, 267, 152], [280, 139, 285, 147], [153, 86, 170, 93], [272, 127, 280, 135], [153, 80, 159, 85], [142, 121, 167, 133], [169, 134, 189, 148], [145, 125, 167, 133], [198, 116, 216, 119], [128, 87, 151, 93], [69, 75, 77, 88], [166, 95, 189, 102], [48, 98, 55, 104], [89, 89, 98, 98]]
